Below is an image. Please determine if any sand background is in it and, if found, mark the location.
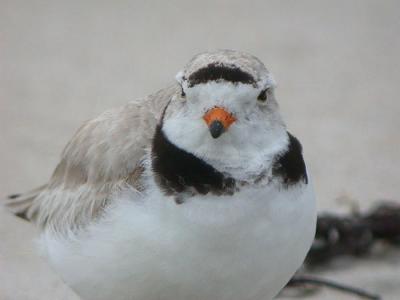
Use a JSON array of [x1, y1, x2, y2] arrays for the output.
[[1, 1, 399, 299]]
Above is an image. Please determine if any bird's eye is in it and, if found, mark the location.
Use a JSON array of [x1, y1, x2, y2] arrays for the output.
[[257, 89, 268, 102], [180, 85, 186, 98]]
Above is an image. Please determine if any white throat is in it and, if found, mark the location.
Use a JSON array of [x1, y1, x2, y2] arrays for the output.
[[162, 88, 288, 182]]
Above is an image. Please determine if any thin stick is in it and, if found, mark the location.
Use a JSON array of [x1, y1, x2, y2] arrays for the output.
[[288, 275, 381, 300]]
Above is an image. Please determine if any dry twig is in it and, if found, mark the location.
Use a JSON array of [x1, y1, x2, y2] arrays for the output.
[[306, 202, 400, 266], [285, 202, 400, 299]]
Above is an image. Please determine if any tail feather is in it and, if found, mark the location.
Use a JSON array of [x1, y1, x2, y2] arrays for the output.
[[3, 185, 46, 221]]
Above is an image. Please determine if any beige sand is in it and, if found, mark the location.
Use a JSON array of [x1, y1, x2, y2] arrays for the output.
[[1, 1, 399, 299]]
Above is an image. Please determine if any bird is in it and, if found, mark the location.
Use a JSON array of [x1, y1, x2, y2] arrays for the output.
[[5, 50, 316, 300]]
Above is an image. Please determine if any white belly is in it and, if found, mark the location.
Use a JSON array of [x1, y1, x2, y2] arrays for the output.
[[40, 182, 316, 300]]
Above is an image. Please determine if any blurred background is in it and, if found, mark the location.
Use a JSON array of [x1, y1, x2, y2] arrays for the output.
[[1, 1, 399, 299]]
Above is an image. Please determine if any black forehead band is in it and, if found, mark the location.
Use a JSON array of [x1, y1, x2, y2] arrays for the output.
[[187, 63, 256, 87]]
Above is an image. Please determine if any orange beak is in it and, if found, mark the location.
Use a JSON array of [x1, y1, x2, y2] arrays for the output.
[[202, 107, 236, 138]]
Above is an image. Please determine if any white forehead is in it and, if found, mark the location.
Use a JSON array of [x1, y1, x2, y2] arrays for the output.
[[186, 81, 259, 104]]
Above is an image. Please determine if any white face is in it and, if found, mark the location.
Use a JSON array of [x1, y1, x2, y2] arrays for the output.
[[162, 79, 288, 181]]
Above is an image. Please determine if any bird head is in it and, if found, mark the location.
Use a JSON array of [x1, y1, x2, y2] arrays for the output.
[[161, 50, 287, 179]]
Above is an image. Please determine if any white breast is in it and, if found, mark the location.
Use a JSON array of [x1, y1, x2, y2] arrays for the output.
[[40, 180, 316, 300]]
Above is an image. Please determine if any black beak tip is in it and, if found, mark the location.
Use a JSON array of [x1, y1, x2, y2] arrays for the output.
[[209, 120, 225, 139]]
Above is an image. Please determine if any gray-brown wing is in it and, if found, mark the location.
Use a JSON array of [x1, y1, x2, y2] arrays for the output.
[[4, 85, 178, 233]]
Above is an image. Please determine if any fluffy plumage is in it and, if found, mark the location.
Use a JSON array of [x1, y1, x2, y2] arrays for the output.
[[6, 85, 177, 233], [5, 50, 316, 300]]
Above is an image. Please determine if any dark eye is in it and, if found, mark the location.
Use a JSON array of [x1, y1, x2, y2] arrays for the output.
[[180, 85, 186, 98], [257, 89, 268, 102]]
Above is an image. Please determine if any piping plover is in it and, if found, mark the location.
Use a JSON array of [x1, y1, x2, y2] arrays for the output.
[[6, 50, 316, 300]]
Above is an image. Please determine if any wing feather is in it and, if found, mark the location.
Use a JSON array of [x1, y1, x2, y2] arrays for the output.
[[4, 85, 178, 233]]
